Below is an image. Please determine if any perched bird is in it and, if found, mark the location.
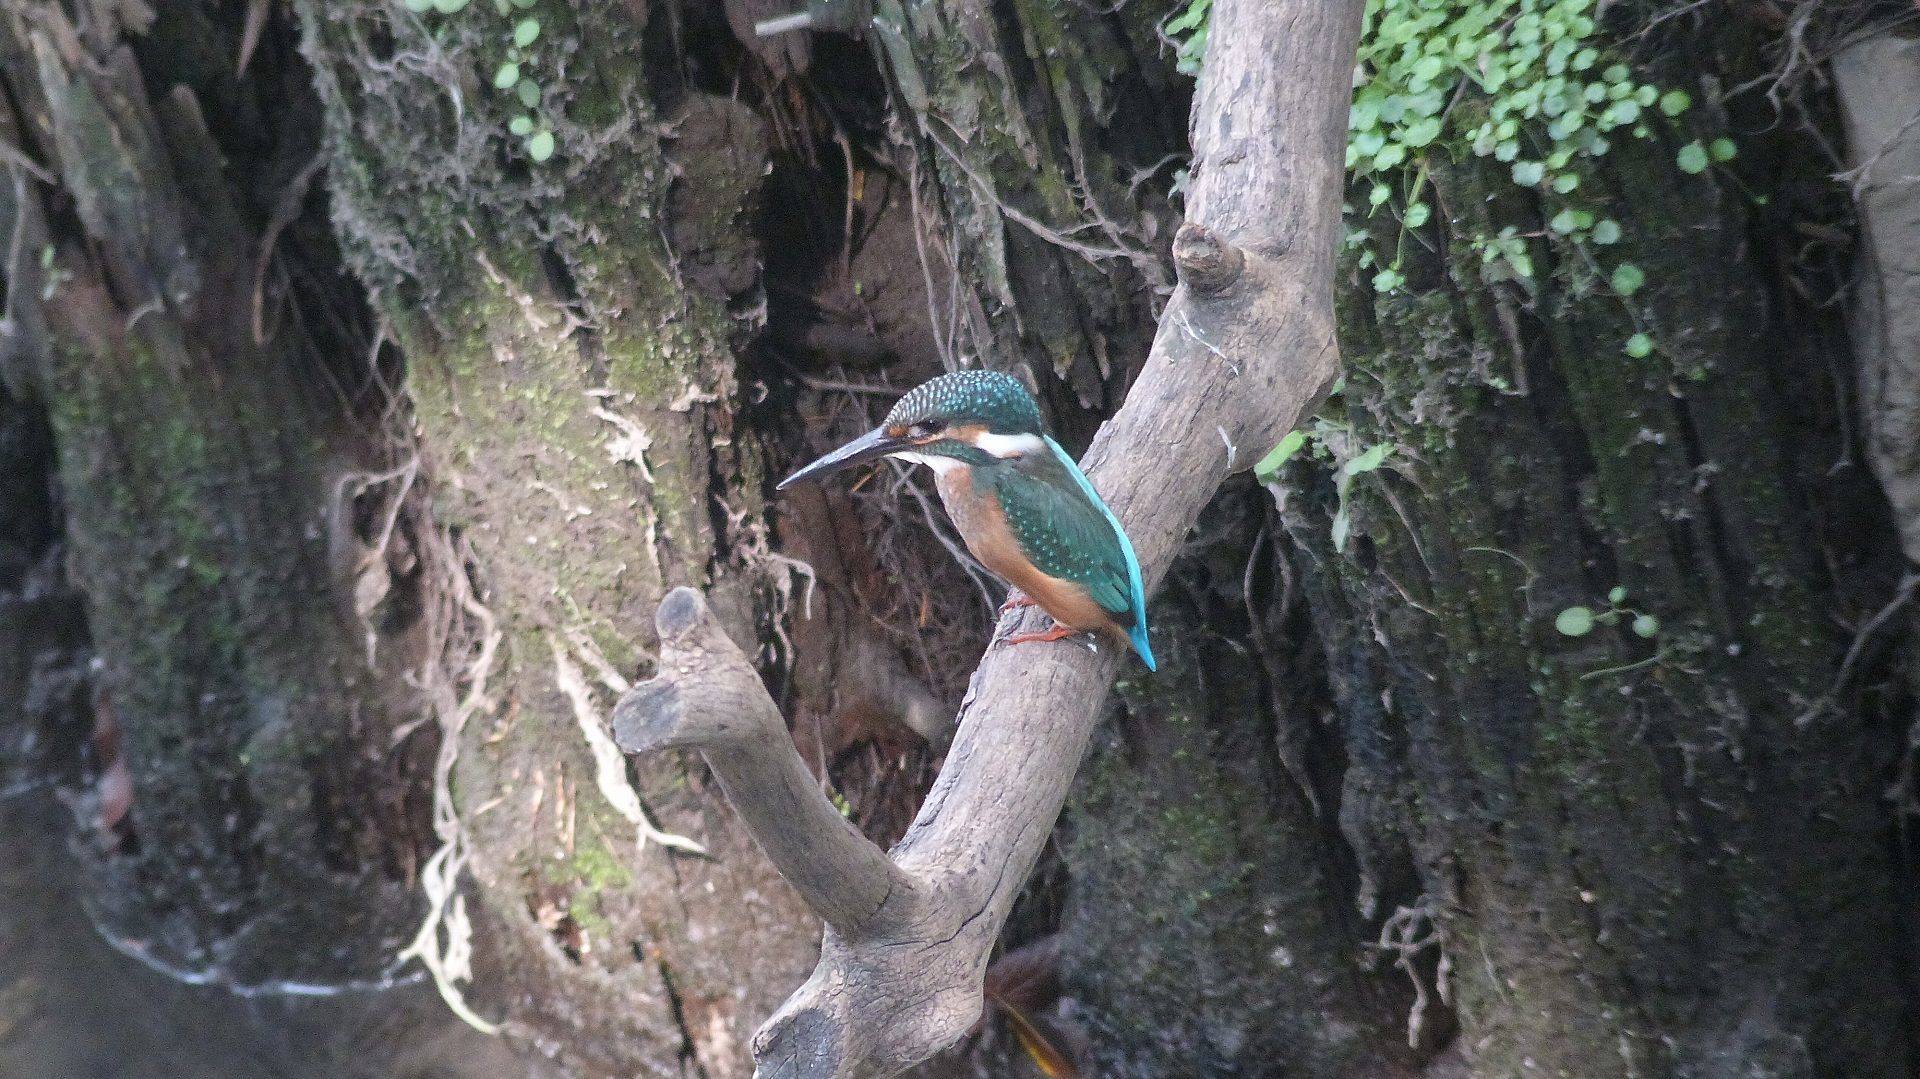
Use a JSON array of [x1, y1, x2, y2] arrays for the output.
[[779, 370, 1155, 670]]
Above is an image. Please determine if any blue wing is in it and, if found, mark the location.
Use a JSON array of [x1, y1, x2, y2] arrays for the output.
[[1040, 436, 1155, 670]]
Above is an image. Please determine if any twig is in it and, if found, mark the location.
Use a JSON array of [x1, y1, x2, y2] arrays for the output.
[[1795, 572, 1919, 727]]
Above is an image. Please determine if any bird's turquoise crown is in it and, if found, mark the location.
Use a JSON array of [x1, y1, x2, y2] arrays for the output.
[[883, 370, 1044, 436]]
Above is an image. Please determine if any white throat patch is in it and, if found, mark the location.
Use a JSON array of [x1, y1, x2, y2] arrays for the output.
[[971, 431, 1044, 459]]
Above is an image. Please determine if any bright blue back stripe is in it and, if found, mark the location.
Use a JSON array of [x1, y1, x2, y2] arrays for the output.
[[1043, 436, 1155, 670]]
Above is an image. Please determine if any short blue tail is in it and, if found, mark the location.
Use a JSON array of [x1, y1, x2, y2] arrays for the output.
[[1127, 620, 1157, 671]]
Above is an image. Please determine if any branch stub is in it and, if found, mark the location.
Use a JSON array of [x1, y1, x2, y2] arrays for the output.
[[1172, 221, 1246, 294]]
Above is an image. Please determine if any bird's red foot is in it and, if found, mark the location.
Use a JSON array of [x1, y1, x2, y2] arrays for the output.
[[1006, 623, 1077, 646], [999, 592, 1039, 614]]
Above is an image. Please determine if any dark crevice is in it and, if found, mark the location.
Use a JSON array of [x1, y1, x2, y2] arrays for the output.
[[647, 945, 712, 1079]]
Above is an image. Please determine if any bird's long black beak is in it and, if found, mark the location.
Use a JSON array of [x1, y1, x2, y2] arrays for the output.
[[777, 427, 906, 490]]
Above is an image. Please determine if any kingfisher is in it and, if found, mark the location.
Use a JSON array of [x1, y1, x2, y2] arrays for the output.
[[779, 370, 1155, 670]]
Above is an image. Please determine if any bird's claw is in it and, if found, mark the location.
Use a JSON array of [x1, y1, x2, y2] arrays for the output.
[[998, 592, 1040, 615]]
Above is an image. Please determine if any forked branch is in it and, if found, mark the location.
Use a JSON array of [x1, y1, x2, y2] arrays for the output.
[[613, 1, 1365, 1074]]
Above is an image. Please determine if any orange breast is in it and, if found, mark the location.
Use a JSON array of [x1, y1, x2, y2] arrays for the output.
[[934, 469, 1115, 635]]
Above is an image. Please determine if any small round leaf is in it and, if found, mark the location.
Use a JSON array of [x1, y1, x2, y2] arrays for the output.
[[528, 129, 556, 162], [513, 17, 541, 47], [1556, 606, 1596, 637], [1631, 614, 1660, 638], [1610, 263, 1646, 296], [493, 61, 520, 90]]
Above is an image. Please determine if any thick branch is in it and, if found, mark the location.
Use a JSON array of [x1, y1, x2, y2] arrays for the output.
[[616, 1, 1364, 1074], [612, 588, 913, 937]]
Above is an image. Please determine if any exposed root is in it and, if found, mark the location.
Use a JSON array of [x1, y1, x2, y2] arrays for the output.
[[326, 455, 420, 668], [1369, 898, 1450, 1050], [549, 633, 707, 857], [395, 527, 503, 1035]]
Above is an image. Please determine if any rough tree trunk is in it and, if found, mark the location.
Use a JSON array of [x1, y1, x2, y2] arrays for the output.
[[1, 0, 430, 987], [1276, 17, 1912, 1077], [293, 1, 828, 1072]]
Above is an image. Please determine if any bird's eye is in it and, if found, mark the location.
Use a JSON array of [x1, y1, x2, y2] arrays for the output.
[[909, 421, 944, 441]]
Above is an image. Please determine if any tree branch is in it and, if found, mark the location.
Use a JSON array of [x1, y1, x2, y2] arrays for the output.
[[613, 1, 1364, 1073]]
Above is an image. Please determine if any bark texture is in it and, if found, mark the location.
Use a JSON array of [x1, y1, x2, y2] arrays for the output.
[[1278, 34, 1912, 1076], [1839, 34, 1920, 564]]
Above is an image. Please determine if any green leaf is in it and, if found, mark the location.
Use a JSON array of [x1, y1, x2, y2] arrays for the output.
[[1254, 430, 1308, 481], [1676, 141, 1709, 174], [1556, 606, 1596, 637], [1552, 173, 1579, 194], [403, 0, 434, 10], [1710, 137, 1738, 162], [1343, 442, 1394, 476], [509, 114, 534, 136], [528, 129, 556, 162], [430, 0, 468, 11], [1608, 585, 1628, 604], [1403, 117, 1443, 147], [493, 61, 521, 90], [1624, 333, 1653, 358], [513, 17, 541, 47], [1591, 219, 1622, 244], [1659, 89, 1691, 116], [1371, 267, 1404, 293], [1631, 614, 1661, 638], [1550, 208, 1578, 235], [517, 78, 542, 107], [1331, 505, 1351, 553], [1511, 160, 1545, 186], [1610, 263, 1646, 296], [1404, 201, 1431, 228]]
